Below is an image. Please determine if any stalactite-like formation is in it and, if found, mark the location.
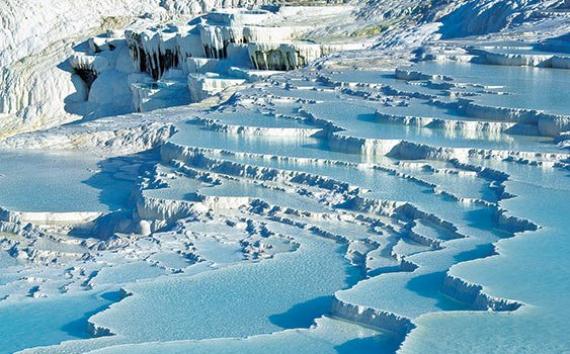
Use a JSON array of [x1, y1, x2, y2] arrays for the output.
[[123, 8, 344, 78], [68, 54, 109, 92], [73, 66, 98, 89]]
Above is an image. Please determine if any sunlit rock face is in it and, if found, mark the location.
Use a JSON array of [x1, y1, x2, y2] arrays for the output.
[[247, 42, 358, 70], [123, 8, 288, 80], [2, 1, 570, 354], [105, 7, 365, 108], [122, 8, 338, 78], [188, 73, 245, 101]]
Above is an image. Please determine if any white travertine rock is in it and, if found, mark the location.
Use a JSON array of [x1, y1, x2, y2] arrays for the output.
[[186, 57, 221, 73], [247, 42, 359, 70], [187, 72, 245, 101]]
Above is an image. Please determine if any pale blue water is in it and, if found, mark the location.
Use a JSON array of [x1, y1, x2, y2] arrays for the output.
[[0, 151, 132, 212], [201, 179, 331, 212], [91, 262, 168, 286], [0, 291, 121, 354], [170, 121, 366, 163], [327, 71, 446, 96], [89, 316, 399, 354], [400, 161, 570, 354], [376, 100, 465, 120], [89, 226, 361, 343], [144, 164, 331, 212], [411, 61, 570, 115], [160, 60, 570, 353], [304, 100, 559, 152], [208, 110, 313, 129]]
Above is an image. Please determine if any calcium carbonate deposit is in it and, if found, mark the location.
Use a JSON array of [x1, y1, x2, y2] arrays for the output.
[[1, 0, 570, 353]]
